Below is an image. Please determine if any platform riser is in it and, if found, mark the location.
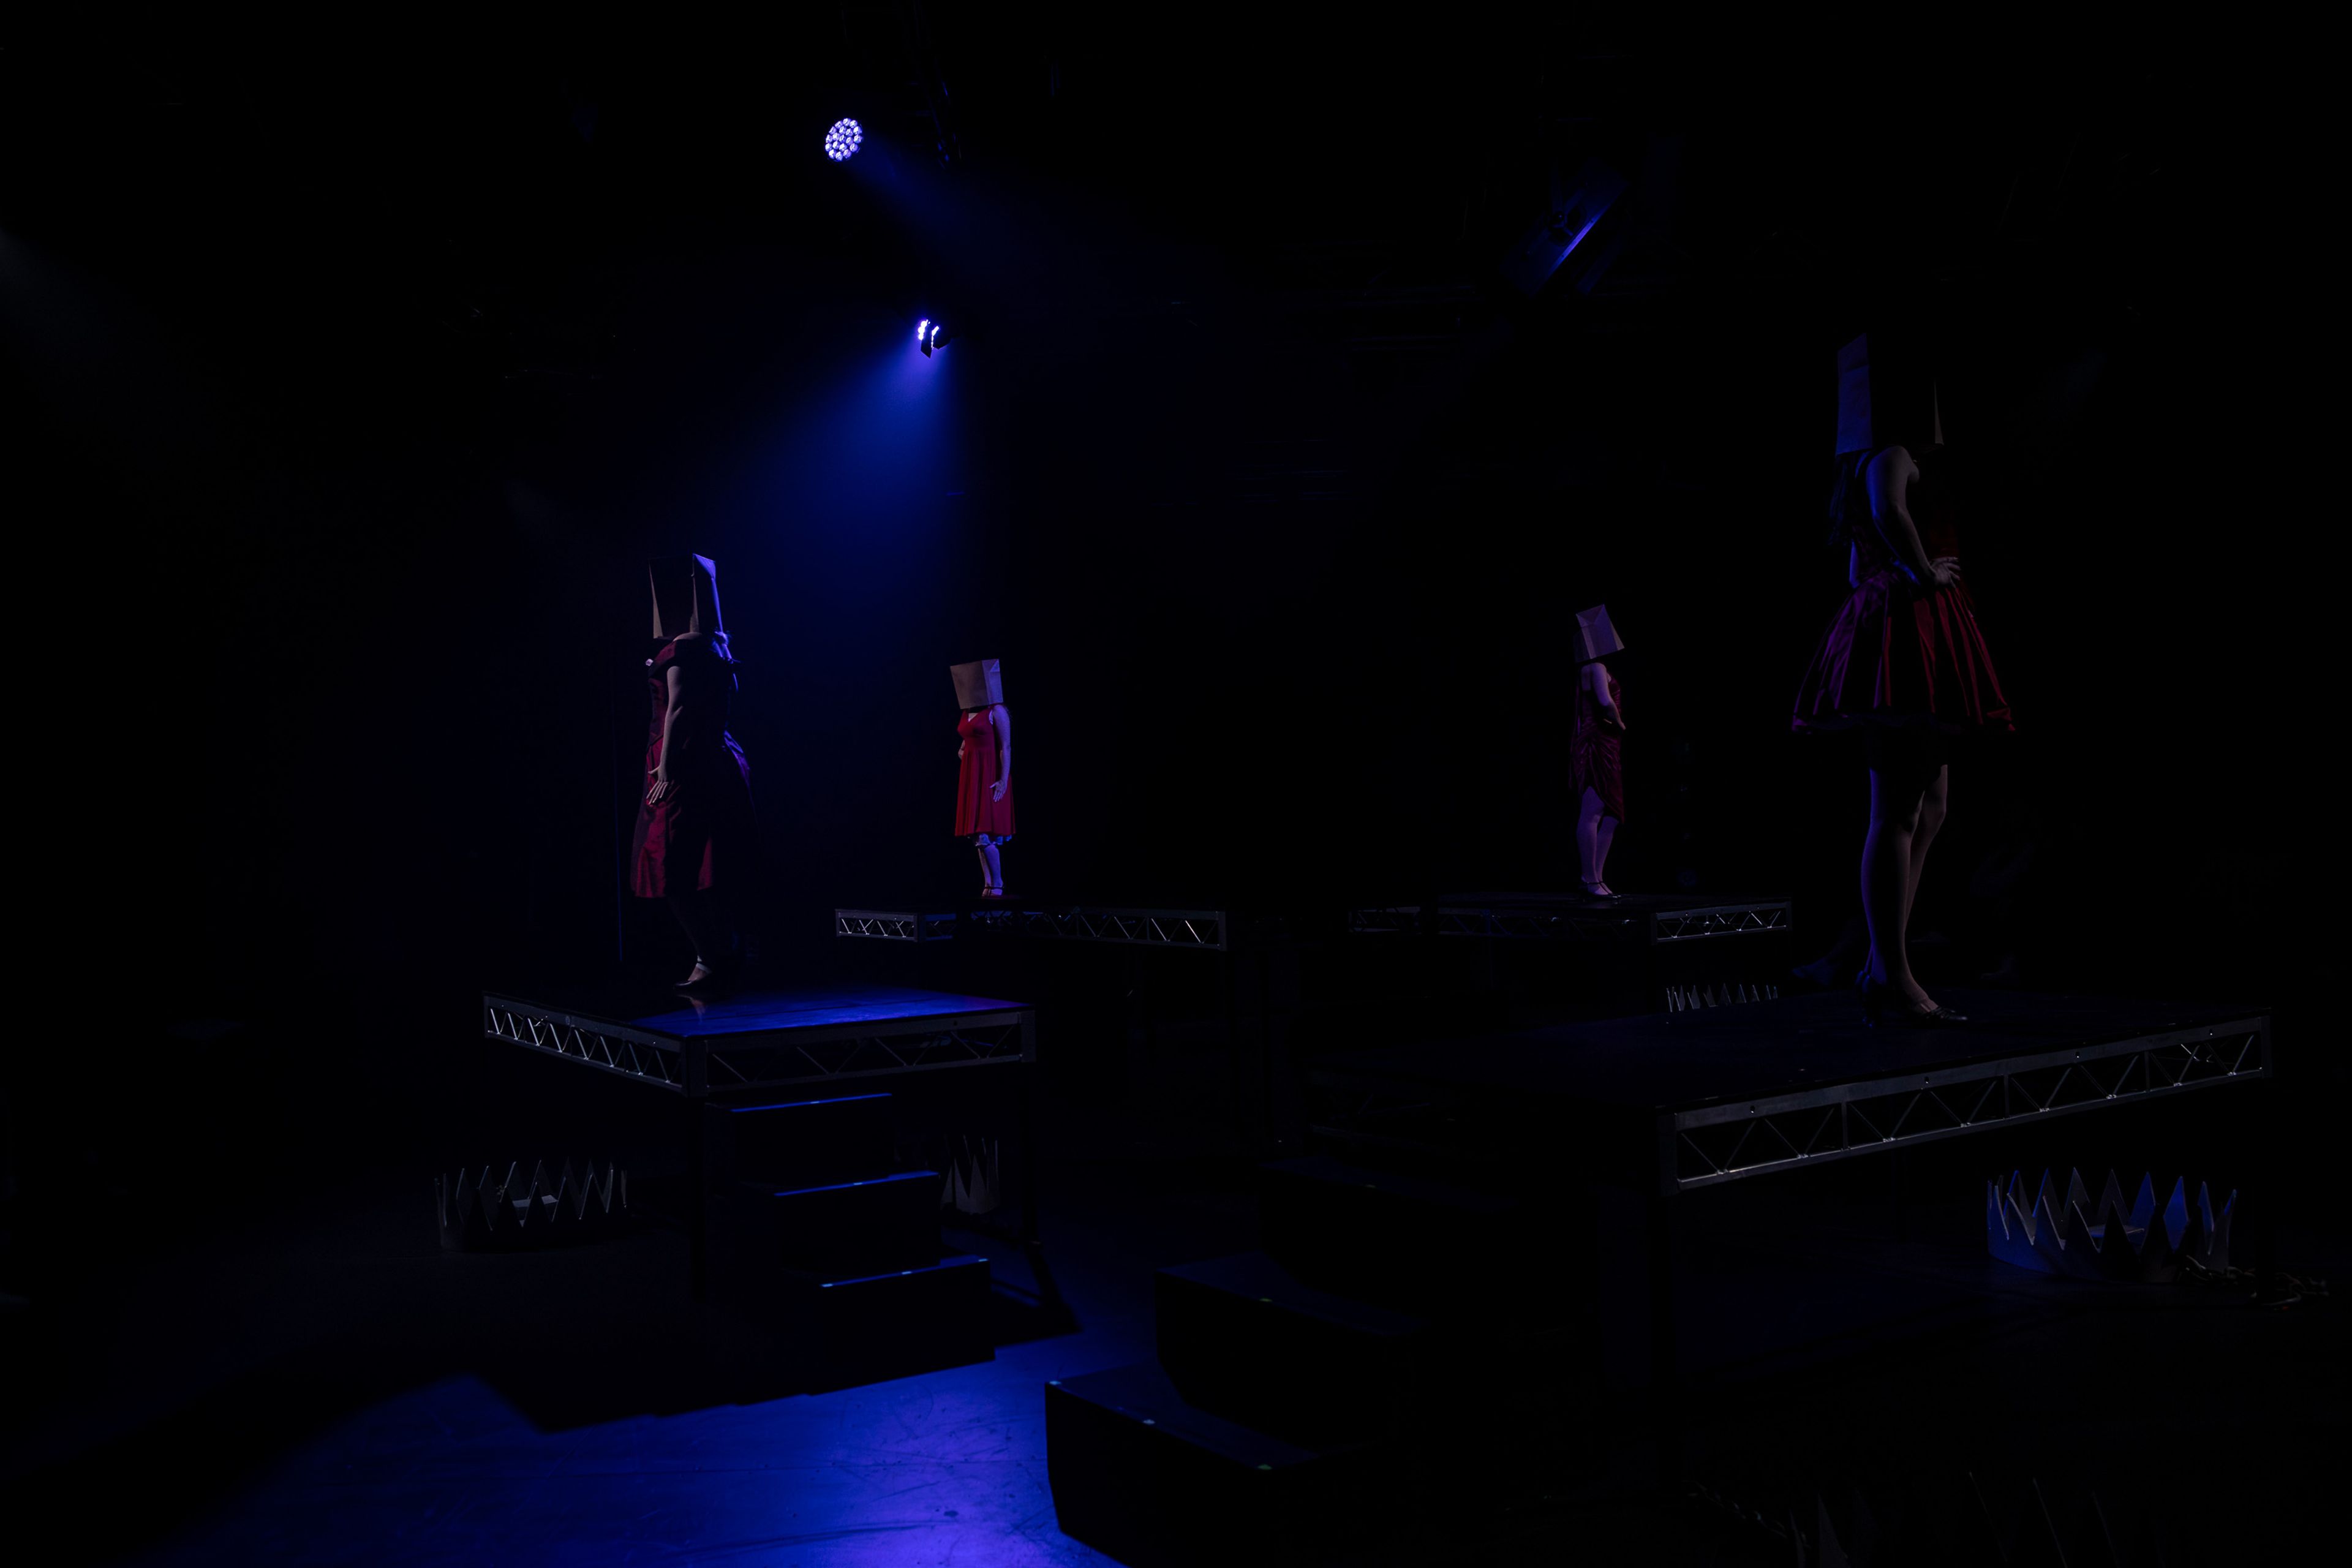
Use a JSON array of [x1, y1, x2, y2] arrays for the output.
[[1154, 1273, 1420, 1447], [1044, 1385, 1398, 1568], [723, 1171, 940, 1280], [800, 1255, 995, 1389], [1257, 1160, 1528, 1315], [707, 1092, 897, 1187]]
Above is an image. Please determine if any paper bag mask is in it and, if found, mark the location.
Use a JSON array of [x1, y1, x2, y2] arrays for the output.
[[1574, 605, 1624, 665], [1834, 333, 1942, 456], [650, 554, 723, 641], [951, 658, 1004, 710]]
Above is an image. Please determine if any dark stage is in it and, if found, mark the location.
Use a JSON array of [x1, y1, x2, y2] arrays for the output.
[[2, 15, 2335, 1568]]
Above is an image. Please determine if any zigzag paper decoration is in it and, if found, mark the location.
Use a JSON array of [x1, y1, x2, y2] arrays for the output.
[[1665, 981, 1781, 1012], [1985, 1167, 2233, 1282], [940, 1136, 1001, 1216], [435, 1158, 630, 1252]]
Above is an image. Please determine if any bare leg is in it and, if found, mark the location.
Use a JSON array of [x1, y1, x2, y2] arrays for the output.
[[1902, 764, 1949, 929], [1861, 767, 1934, 1009], [1593, 813, 1619, 893], [974, 839, 993, 892], [668, 889, 731, 985], [981, 840, 1003, 892], [1577, 787, 1607, 891]]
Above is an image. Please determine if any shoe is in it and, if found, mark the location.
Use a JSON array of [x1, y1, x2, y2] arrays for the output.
[[1858, 976, 1968, 1028], [979, 888, 1005, 900], [1579, 881, 1621, 903]]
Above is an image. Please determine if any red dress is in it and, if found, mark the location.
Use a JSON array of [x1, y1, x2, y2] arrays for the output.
[[1571, 671, 1627, 821], [1792, 451, 2013, 734], [630, 637, 755, 897], [954, 707, 1015, 839]]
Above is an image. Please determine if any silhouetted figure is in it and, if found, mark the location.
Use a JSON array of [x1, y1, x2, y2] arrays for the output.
[[631, 554, 756, 992], [1793, 334, 2012, 1025], [951, 659, 1015, 898], [1569, 605, 1629, 900]]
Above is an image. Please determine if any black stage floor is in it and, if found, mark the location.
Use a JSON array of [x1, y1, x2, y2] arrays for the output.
[[1310, 989, 2270, 1191]]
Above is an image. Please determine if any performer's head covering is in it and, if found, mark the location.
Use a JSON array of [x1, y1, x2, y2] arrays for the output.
[[1834, 333, 1942, 456], [950, 658, 1005, 710], [649, 554, 724, 642], [1573, 605, 1624, 665]]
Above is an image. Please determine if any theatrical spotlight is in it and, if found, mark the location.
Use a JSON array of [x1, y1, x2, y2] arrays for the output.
[[918, 318, 953, 356], [824, 118, 864, 162]]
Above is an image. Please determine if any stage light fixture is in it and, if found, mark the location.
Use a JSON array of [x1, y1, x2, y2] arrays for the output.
[[919, 318, 952, 356], [824, 118, 864, 162]]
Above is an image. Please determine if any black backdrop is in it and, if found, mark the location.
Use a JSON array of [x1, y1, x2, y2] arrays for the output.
[[3, 17, 2313, 1064]]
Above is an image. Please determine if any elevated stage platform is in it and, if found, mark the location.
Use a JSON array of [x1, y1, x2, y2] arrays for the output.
[[1346, 890, 1797, 1019], [836, 904, 1229, 951], [483, 982, 1046, 1317], [833, 910, 956, 943], [484, 983, 1033, 1096], [1308, 989, 2269, 1194], [1303, 986, 2275, 1487], [1349, 889, 1792, 944]]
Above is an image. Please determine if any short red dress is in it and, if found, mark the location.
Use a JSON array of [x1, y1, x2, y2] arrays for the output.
[[630, 636, 756, 897], [1792, 451, 2013, 734], [1571, 671, 1627, 821], [954, 707, 1015, 840]]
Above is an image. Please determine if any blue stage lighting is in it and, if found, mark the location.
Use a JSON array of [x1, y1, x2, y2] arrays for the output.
[[824, 118, 864, 162], [919, 318, 951, 356]]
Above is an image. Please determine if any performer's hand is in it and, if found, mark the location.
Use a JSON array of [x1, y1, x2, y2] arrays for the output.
[[990, 780, 1007, 802], [1601, 706, 1626, 732], [647, 775, 675, 807], [1926, 558, 1962, 591]]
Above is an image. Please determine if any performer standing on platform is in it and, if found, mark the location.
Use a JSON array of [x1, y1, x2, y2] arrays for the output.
[[952, 659, 1015, 899], [1571, 605, 1629, 901], [1793, 333, 2012, 1026], [631, 554, 756, 993]]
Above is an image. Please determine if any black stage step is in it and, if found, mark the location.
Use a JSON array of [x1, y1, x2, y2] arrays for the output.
[[725, 1169, 940, 1280], [1258, 1155, 1531, 1314], [1045, 1362, 1404, 1568], [799, 1252, 994, 1389], [707, 1089, 895, 1186], [1154, 1251, 1425, 1449]]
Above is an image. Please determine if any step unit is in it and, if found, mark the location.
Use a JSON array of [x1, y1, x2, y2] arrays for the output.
[[801, 1251, 994, 1389], [1154, 1250, 1425, 1448], [1046, 1361, 1404, 1568], [723, 1168, 941, 1283], [1257, 1155, 1532, 1314], [706, 1089, 897, 1187]]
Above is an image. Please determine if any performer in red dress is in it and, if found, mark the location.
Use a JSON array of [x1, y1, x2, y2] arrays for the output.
[[951, 659, 1014, 898], [1793, 334, 2011, 1027], [631, 554, 756, 992], [1569, 604, 1629, 900]]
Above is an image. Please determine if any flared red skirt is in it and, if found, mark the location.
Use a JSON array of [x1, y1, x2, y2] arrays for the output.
[[1792, 570, 2013, 734]]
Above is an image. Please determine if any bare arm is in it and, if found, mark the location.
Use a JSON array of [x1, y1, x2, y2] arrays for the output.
[[1584, 661, 1623, 729], [648, 665, 689, 804], [1863, 447, 1960, 590], [990, 704, 1012, 799]]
